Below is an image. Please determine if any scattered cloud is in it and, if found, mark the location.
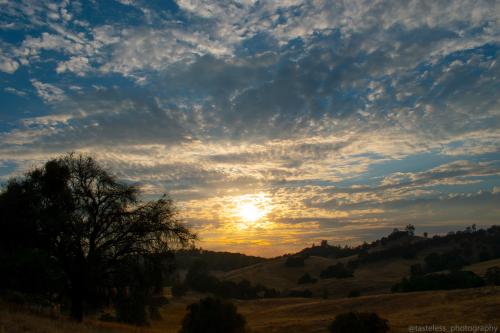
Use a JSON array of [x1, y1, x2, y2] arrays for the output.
[[1, 0, 499, 255]]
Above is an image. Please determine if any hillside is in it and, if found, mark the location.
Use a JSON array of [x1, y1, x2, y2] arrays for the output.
[[465, 258, 500, 275], [222, 254, 419, 297], [3, 287, 500, 333], [237, 286, 500, 333], [220, 230, 500, 298], [174, 248, 268, 272]]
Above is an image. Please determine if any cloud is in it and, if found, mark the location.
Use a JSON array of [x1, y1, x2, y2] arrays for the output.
[[56, 56, 91, 76], [1, 0, 499, 255], [0, 54, 19, 73], [4, 87, 27, 96], [30, 79, 66, 103]]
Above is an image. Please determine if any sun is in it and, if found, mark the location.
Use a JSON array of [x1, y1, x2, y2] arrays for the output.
[[238, 202, 266, 222], [232, 193, 271, 225]]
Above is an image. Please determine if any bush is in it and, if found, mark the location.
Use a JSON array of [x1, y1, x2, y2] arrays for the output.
[[401, 246, 417, 259], [424, 252, 467, 272], [322, 287, 330, 299], [172, 282, 188, 297], [2, 290, 28, 305], [320, 263, 354, 279], [99, 312, 116, 322], [285, 256, 306, 267], [485, 266, 500, 286], [329, 312, 389, 333], [392, 271, 485, 292], [115, 289, 149, 326], [288, 289, 313, 298], [410, 263, 424, 276], [348, 290, 361, 298], [297, 273, 317, 284], [184, 261, 278, 299], [179, 297, 246, 333]]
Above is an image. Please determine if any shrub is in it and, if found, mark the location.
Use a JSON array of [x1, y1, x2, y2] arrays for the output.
[[329, 312, 389, 333], [410, 263, 424, 276], [392, 271, 485, 292], [285, 256, 306, 267], [99, 312, 116, 322], [485, 266, 500, 286], [320, 263, 353, 279], [115, 289, 149, 326], [179, 297, 246, 333], [297, 273, 317, 284], [2, 290, 28, 305], [424, 251, 467, 272], [322, 287, 330, 299], [172, 281, 188, 297], [348, 290, 361, 298], [401, 246, 417, 259], [288, 289, 313, 298], [184, 261, 278, 299]]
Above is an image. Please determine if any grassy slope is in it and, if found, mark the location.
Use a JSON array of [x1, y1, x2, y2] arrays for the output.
[[221, 244, 500, 298], [2, 287, 500, 333], [465, 258, 500, 275], [237, 286, 500, 333], [221, 255, 420, 297]]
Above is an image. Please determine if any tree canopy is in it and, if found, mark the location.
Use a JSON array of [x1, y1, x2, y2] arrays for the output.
[[0, 153, 196, 321]]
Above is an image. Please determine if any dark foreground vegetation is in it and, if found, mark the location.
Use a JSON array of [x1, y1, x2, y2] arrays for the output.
[[392, 270, 485, 292], [329, 312, 389, 333], [0, 153, 196, 324], [179, 297, 247, 333], [175, 249, 266, 272], [181, 260, 279, 299]]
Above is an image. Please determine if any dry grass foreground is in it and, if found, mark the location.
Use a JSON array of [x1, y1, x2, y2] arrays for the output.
[[2, 286, 500, 333]]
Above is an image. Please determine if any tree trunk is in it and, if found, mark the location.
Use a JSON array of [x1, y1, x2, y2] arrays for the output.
[[69, 274, 85, 321]]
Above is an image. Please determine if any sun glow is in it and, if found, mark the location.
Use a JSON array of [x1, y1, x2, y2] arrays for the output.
[[238, 202, 266, 222], [232, 193, 272, 228]]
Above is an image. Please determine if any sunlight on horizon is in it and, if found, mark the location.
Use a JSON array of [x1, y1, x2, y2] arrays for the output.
[[231, 193, 273, 230]]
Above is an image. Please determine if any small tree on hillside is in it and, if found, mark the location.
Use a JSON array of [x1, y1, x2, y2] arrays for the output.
[[485, 266, 500, 286], [405, 224, 415, 237]]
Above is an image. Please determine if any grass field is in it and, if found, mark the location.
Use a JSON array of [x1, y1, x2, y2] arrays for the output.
[[2, 286, 500, 333], [221, 254, 420, 297], [222, 253, 500, 299]]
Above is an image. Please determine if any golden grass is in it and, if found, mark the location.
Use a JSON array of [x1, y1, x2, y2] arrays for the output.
[[0, 308, 148, 333], [2, 287, 499, 333], [222, 255, 421, 297], [465, 258, 500, 275], [237, 287, 500, 333]]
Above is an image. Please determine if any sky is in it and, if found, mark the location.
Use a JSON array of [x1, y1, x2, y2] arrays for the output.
[[0, 0, 499, 257]]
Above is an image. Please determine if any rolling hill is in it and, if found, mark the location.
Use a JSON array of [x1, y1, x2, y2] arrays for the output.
[[219, 227, 500, 298]]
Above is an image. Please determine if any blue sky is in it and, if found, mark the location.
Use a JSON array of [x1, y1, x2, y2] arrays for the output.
[[0, 0, 499, 256]]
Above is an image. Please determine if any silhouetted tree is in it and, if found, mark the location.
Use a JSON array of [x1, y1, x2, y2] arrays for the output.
[[285, 255, 307, 267], [320, 263, 354, 279], [485, 266, 500, 286], [297, 273, 317, 284], [329, 312, 389, 333], [410, 264, 424, 277], [392, 271, 485, 292], [288, 289, 313, 298], [405, 224, 415, 237], [0, 153, 196, 321], [179, 297, 246, 333]]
